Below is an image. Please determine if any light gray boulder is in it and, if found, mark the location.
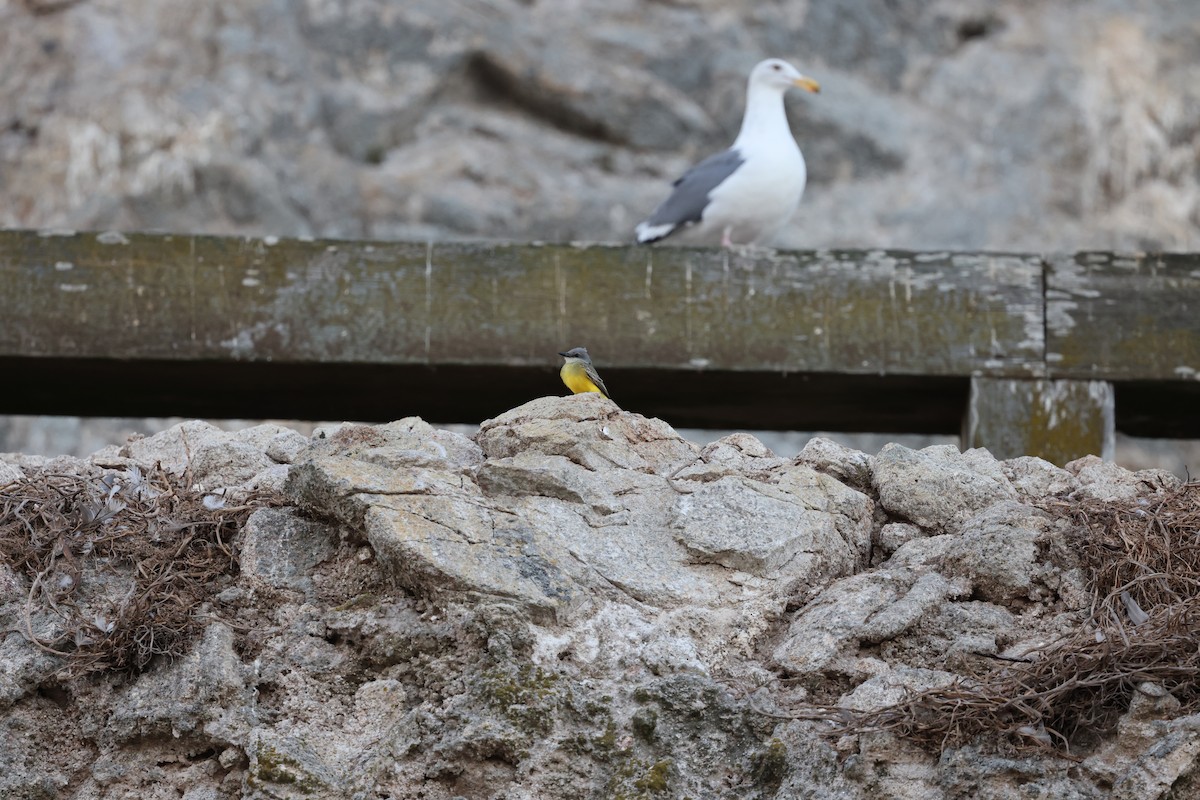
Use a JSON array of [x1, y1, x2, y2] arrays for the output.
[[82, 622, 251, 745], [475, 394, 699, 474], [873, 444, 1018, 533], [773, 570, 971, 676], [670, 433, 790, 482], [795, 436, 874, 491], [936, 501, 1057, 604], [121, 421, 299, 489], [671, 475, 862, 580], [877, 522, 925, 559], [1066, 454, 1182, 501], [1083, 684, 1200, 800], [839, 666, 960, 712], [1003, 455, 1077, 499], [240, 508, 339, 597]]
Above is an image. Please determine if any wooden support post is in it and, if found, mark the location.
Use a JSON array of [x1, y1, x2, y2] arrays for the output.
[[964, 378, 1115, 465]]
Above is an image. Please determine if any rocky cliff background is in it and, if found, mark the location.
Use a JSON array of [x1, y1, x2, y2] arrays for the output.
[[3, 0, 1199, 250]]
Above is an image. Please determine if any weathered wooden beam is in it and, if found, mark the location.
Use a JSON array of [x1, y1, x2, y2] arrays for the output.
[[1046, 252, 1200, 381], [964, 378, 1115, 465], [0, 230, 1044, 376], [2, 231, 1198, 458]]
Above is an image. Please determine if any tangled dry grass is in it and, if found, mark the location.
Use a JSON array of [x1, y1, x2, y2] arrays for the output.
[[840, 479, 1200, 755], [0, 465, 275, 678]]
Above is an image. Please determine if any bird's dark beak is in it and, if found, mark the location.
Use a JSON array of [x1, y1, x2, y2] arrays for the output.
[[557, 351, 570, 357], [793, 76, 821, 93]]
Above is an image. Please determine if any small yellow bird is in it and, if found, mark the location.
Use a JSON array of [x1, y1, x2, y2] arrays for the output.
[[558, 347, 610, 399]]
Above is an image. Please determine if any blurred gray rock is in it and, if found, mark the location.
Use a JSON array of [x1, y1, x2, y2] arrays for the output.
[[0, 461, 22, 484], [1, 0, 1197, 251]]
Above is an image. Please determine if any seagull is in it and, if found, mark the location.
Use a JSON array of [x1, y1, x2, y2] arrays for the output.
[[635, 59, 820, 248]]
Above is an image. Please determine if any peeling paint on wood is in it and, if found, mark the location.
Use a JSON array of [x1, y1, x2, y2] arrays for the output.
[[1047, 252, 1200, 381]]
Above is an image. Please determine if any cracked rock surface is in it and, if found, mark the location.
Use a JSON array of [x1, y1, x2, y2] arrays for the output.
[[1, 395, 1196, 799]]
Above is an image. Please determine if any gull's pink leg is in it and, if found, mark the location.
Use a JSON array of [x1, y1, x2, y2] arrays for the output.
[[721, 227, 733, 249]]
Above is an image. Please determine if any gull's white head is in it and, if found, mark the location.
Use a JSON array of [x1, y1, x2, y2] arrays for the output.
[[749, 58, 821, 95]]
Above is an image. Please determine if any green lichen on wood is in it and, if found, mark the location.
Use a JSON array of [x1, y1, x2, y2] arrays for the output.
[[1046, 252, 1200, 381], [967, 378, 1113, 464]]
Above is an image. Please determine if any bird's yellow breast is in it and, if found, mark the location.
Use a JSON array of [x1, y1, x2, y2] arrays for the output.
[[560, 362, 602, 395]]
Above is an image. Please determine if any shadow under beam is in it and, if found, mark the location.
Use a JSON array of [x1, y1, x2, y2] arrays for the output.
[[2, 357, 971, 435]]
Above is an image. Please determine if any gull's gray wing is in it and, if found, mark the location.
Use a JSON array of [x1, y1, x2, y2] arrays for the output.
[[636, 148, 746, 242]]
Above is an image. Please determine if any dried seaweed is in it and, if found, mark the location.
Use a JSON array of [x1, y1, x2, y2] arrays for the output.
[[0, 464, 277, 678], [831, 480, 1200, 755]]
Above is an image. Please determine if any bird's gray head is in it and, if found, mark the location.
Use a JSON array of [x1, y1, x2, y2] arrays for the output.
[[558, 346, 591, 362], [749, 58, 820, 94]]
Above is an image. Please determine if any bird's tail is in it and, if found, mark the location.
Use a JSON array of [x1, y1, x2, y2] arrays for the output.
[[635, 221, 676, 244]]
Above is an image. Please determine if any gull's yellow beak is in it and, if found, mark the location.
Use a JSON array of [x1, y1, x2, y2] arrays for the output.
[[793, 76, 821, 93]]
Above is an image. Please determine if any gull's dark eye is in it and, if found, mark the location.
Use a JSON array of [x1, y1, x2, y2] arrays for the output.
[[772, 64, 781, 71]]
